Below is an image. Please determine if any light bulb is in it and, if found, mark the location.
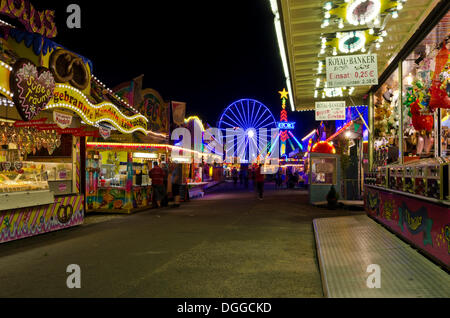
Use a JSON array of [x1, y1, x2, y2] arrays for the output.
[[325, 12, 331, 19], [392, 11, 398, 19], [369, 28, 374, 35]]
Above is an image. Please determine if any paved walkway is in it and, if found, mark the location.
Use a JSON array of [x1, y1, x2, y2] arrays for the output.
[[314, 215, 450, 298], [0, 182, 363, 298]]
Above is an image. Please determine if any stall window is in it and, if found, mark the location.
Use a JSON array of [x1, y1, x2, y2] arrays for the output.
[[311, 157, 337, 185], [373, 68, 400, 166], [402, 11, 450, 160]]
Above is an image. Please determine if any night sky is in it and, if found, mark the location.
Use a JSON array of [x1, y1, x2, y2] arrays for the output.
[[36, 0, 317, 143]]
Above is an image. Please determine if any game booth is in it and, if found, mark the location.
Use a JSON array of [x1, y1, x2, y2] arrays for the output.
[[364, 7, 450, 268]]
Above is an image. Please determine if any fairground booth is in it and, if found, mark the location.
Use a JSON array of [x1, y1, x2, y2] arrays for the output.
[[85, 87, 172, 213], [364, 2, 450, 268], [0, 8, 97, 243], [0, 2, 158, 241]]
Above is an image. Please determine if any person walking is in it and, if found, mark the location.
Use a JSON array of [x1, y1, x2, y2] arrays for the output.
[[149, 161, 165, 208], [232, 167, 238, 186], [161, 162, 169, 207], [276, 169, 282, 189], [170, 162, 182, 208], [255, 164, 265, 200]]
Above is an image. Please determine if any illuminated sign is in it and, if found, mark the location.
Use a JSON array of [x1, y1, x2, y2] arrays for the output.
[[45, 84, 149, 134], [10, 59, 55, 121], [277, 122, 295, 130], [0, 0, 57, 38]]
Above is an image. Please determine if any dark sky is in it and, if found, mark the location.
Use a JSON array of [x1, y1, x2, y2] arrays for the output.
[[35, 0, 317, 142]]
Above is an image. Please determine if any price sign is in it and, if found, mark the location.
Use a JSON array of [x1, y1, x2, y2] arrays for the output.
[[326, 54, 378, 88], [315, 101, 346, 121]]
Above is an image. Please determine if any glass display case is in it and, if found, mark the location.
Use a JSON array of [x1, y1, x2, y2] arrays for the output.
[[376, 166, 388, 188], [0, 161, 49, 193], [41, 162, 74, 196], [404, 165, 414, 194]]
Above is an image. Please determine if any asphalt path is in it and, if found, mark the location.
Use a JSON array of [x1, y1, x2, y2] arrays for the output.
[[0, 182, 363, 298]]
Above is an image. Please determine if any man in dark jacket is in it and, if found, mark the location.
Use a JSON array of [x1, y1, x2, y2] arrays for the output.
[[149, 161, 165, 208]]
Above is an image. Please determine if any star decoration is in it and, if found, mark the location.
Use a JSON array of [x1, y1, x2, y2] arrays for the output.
[[278, 88, 289, 100]]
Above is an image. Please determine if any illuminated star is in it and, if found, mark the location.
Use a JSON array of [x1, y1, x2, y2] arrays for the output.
[[278, 88, 289, 100]]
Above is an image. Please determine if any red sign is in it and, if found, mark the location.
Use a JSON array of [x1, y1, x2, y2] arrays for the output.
[[10, 59, 55, 121]]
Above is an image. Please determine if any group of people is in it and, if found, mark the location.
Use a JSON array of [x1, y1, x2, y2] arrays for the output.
[[231, 164, 266, 200], [275, 169, 302, 189], [149, 161, 183, 208]]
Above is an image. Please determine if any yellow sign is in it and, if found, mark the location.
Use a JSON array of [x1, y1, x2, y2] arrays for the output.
[[45, 84, 148, 134]]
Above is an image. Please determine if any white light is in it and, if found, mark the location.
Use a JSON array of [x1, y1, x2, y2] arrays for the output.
[[320, 48, 325, 55], [338, 19, 344, 29], [321, 43, 326, 49], [406, 73, 413, 86], [375, 42, 381, 49], [381, 30, 387, 37], [247, 130, 255, 138], [314, 90, 318, 98], [325, 12, 331, 19], [133, 152, 158, 159], [369, 28, 374, 35], [345, 131, 351, 138], [322, 37, 327, 43], [172, 157, 192, 163], [392, 11, 398, 19], [378, 37, 384, 43], [270, 0, 295, 111], [324, 2, 332, 11], [332, 47, 337, 56], [323, 19, 329, 27], [397, 3, 403, 10], [347, 0, 381, 25], [316, 78, 321, 87]]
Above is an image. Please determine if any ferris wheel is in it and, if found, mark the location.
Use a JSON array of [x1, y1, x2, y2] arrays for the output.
[[217, 99, 277, 163]]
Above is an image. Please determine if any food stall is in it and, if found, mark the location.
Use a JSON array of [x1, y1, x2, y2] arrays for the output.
[[85, 143, 168, 213], [0, 23, 93, 243], [365, 7, 450, 268]]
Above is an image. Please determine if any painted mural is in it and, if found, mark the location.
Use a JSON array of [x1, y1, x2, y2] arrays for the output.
[[365, 186, 450, 267], [87, 186, 152, 213], [0, 195, 84, 243]]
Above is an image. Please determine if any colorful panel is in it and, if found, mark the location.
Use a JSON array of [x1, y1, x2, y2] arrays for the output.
[[0, 195, 84, 244], [365, 187, 450, 267]]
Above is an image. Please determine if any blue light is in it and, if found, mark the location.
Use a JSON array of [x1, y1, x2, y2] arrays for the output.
[[288, 131, 304, 151], [277, 122, 296, 130]]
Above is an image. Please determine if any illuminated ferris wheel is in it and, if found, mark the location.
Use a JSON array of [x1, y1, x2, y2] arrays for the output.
[[217, 99, 277, 163]]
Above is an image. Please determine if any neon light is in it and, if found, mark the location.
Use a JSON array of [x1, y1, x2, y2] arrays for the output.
[[184, 116, 206, 132], [326, 120, 353, 142], [269, 1, 295, 111], [288, 131, 303, 151], [277, 122, 295, 130], [301, 129, 317, 142]]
